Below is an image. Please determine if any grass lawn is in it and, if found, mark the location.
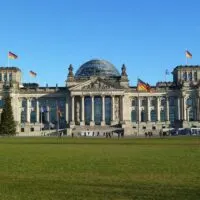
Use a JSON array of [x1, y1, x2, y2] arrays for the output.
[[0, 136, 199, 200]]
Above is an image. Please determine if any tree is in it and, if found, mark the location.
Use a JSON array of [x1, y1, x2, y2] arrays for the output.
[[0, 94, 16, 135]]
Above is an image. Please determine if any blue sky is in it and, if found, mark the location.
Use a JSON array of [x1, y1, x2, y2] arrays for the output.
[[0, 0, 200, 86]]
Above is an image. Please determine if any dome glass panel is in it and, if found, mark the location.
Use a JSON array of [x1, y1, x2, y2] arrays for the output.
[[75, 59, 120, 78]]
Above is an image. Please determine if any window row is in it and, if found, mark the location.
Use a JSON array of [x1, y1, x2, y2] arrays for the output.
[[0, 73, 12, 82], [132, 97, 196, 107], [182, 71, 197, 81]]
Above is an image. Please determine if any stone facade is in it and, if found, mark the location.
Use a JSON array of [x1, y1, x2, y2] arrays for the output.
[[0, 61, 200, 136]]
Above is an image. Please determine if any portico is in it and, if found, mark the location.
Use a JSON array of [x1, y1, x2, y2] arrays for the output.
[[69, 94, 124, 126]]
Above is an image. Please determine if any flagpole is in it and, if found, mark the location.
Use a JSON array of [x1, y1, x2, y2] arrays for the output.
[[40, 106, 43, 132], [56, 100, 59, 135], [137, 77, 140, 136], [137, 91, 140, 136], [7, 54, 10, 67]]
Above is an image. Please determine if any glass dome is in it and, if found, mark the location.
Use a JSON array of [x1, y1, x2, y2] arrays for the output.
[[75, 59, 120, 78]]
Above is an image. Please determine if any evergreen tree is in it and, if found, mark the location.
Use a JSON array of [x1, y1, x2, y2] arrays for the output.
[[0, 94, 16, 135]]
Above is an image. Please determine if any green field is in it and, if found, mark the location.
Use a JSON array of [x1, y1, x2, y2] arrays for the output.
[[0, 136, 199, 200]]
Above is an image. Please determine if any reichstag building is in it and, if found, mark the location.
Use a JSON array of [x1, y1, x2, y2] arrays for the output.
[[0, 59, 200, 136]]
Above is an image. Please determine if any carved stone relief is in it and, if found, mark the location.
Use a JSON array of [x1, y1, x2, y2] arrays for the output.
[[82, 80, 114, 90]]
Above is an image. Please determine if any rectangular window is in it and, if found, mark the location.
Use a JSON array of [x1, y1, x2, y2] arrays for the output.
[[9, 73, 12, 81], [4, 73, 7, 81], [142, 99, 146, 106], [0, 99, 4, 108], [169, 97, 175, 106], [194, 72, 197, 81], [151, 100, 156, 106]]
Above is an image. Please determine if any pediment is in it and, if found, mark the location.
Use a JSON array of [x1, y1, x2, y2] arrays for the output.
[[70, 78, 116, 91]]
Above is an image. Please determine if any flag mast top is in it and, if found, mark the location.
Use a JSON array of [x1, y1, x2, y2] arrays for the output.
[[185, 50, 192, 65]]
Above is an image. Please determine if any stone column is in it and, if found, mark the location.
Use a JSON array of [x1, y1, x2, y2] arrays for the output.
[[90, 96, 94, 126], [156, 97, 160, 121], [120, 95, 124, 122], [111, 96, 115, 125], [187, 108, 190, 121], [81, 96, 85, 125], [147, 97, 151, 121], [180, 96, 184, 120], [26, 98, 30, 123], [165, 97, 169, 121], [6, 72, 9, 82], [71, 96, 75, 122], [138, 96, 141, 122], [65, 95, 69, 124], [17, 98, 22, 124], [46, 106, 50, 122], [197, 97, 200, 121], [101, 96, 105, 125], [177, 97, 180, 120], [183, 97, 187, 121], [112, 96, 115, 121], [36, 99, 40, 123]]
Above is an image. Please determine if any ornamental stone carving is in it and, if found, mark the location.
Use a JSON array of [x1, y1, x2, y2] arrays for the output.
[[82, 80, 114, 90], [121, 64, 127, 76]]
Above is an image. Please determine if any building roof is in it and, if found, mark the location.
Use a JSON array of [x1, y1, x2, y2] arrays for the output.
[[173, 65, 200, 71], [0, 66, 21, 72], [75, 59, 120, 78]]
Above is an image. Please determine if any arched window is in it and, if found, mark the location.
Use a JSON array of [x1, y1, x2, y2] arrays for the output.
[[0, 73, 2, 81], [150, 110, 156, 122], [160, 110, 165, 122], [131, 110, 137, 122], [186, 97, 193, 107]]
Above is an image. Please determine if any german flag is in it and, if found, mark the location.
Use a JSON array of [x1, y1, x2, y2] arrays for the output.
[[137, 79, 151, 92], [29, 70, 37, 77], [185, 50, 192, 58], [8, 51, 18, 59]]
